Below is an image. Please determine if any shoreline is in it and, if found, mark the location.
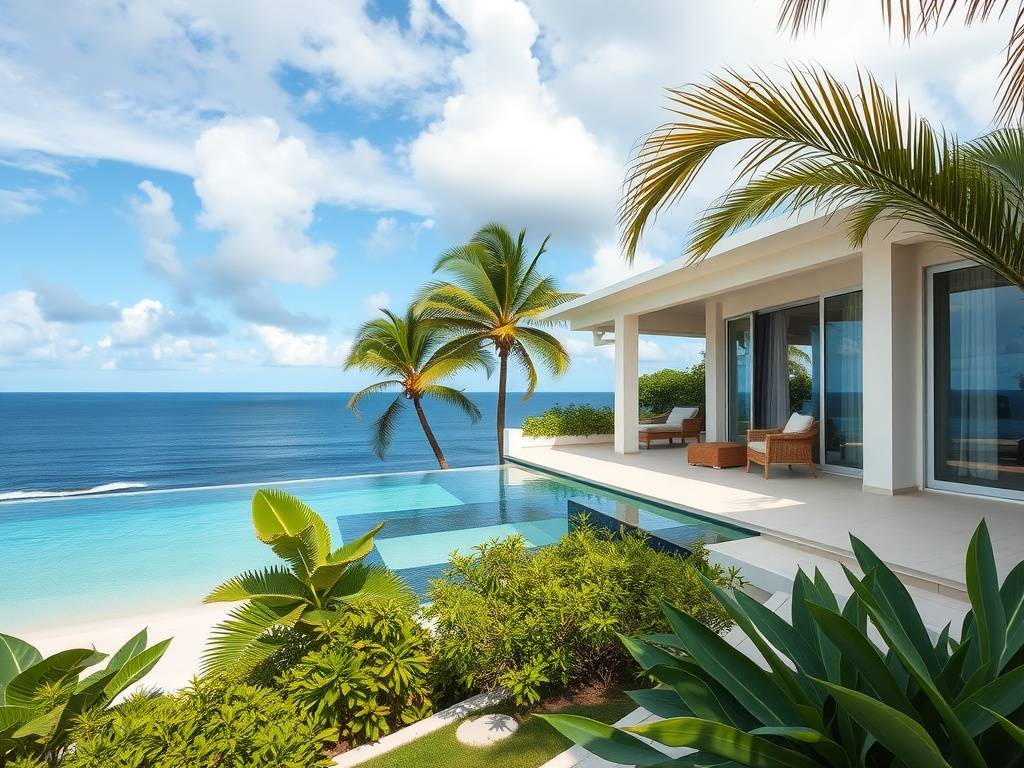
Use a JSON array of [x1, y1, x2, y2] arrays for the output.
[[20, 603, 233, 693]]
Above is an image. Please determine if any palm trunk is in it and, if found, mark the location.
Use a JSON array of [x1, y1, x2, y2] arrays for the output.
[[413, 396, 448, 470], [496, 348, 508, 464]]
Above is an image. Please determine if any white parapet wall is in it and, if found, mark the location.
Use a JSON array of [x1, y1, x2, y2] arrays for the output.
[[504, 428, 614, 455]]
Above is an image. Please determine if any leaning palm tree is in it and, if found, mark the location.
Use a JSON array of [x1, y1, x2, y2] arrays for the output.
[[203, 488, 415, 675], [779, 0, 1024, 122], [345, 304, 491, 470], [620, 64, 1024, 293], [418, 224, 581, 463]]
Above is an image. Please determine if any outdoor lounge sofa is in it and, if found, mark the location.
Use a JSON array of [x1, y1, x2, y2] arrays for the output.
[[638, 406, 703, 447], [746, 413, 818, 478]]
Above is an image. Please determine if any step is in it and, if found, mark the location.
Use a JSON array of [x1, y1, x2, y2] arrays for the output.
[[707, 536, 970, 639]]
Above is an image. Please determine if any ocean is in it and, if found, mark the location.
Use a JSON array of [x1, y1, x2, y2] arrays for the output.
[[0, 392, 613, 498]]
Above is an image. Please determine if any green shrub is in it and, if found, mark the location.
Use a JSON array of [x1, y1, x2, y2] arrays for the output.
[[425, 524, 740, 706], [280, 602, 433, 748], [543, 521, 1024, 768], [638, 362, 705, 414], [521, 404, 614, 437], [62, 677, 331, 768], [0, 628, 169, 766]]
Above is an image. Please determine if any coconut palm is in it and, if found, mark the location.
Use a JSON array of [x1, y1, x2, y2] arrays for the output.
[[619, 64, 1024, 293], [203, 488, 415, 676], [345, 304, 492, 470], [779, 0, 1024, 122], [419, 224, 581, 463]]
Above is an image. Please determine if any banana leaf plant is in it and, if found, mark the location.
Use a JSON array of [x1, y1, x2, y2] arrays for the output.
[[202, 488, 417, 676], [0, 628, 169, 764], [542, 521, 1024, 767]]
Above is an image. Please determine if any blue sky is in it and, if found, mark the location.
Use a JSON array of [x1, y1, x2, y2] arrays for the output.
[[0, 0, 1009, 391]]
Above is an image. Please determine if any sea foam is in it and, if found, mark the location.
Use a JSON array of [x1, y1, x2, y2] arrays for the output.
[[0, 482, 148, 501]]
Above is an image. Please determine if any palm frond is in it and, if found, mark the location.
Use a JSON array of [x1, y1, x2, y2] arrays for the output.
[[204, 566, 313, 604], [423, 385, 483, 423], [372, 395, 405, 460], [619, 64, 1024, 289], [779, 0, 1024, 121], [516, 327, 571, 378], [347, 380, 403, 419], [327, 563, 418, 611], [201, 601, 305, 675], [510, 342, 539, 398]]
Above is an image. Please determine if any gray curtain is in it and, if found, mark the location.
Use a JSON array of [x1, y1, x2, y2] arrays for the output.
[[755, 311, 790, 428]]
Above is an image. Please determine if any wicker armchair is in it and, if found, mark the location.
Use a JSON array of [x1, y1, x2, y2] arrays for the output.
[[638, 407, 704, 447], [746, 419, 819, 479]]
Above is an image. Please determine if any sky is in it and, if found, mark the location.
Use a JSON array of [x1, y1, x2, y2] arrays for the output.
[[0, 0, 1012, 392]]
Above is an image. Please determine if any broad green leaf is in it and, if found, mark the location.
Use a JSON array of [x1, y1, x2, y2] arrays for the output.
[[650, 663, 757, 730], [310, 522, 385, 591], [251, 488, 330, 578], [661, 600, 800, 728], [952, 663, 1024, 736], [749, 726, 851, 768], [4, 648, 106, 708], [699, 575, 816, 709], [621, 635, 688, 672], [105, 628, 148, 672], [999, 559, 1024, 666], [100, 638, 171, 702], [819, 681, 952, 768], [965, 521, 1006, 680], [0, 635, 41, 704], [734, 590, 825, 680], [980, 706, 1024, 747], [850, 535, 940, 677], [627, 687, 694, 719], [11, 704, 64, 741], [0, 706, 33, 735], [655, 755, 742, 767], [539, 714, 670, 766], [327, 563, 417, 610], [808, 604, 913, 714], [627, 717, 821, 768]]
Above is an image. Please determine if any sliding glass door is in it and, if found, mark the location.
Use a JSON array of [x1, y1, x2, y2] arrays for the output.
[[823, 292, 863, 470], [931, 265, 1024, 496], [726, 315, 753, 443]]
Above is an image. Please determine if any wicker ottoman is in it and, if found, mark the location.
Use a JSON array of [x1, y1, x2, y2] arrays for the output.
[[688, 441, 745, 469]]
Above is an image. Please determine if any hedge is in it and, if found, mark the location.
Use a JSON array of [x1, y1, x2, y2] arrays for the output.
[[521, 404, 613, 437]]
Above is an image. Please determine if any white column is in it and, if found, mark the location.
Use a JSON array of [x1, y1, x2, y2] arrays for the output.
[[703, 301, 725, 442], [862, 236, 919, 493], [614, 313, 640, 454]]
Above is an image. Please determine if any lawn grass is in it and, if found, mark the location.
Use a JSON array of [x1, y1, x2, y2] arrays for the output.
[[356, 688, 635, 768]]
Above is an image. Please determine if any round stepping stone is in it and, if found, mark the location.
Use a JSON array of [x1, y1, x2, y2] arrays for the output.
[[456, 713, 519, 746]]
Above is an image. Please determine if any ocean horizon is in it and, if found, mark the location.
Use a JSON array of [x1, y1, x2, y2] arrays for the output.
[[0, 391, 614, 498]]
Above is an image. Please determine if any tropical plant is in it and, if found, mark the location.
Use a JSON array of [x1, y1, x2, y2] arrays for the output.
[[345, 305, 492, 470], [521, 404, 615, 438], [779, 0, 1024, 122], [62, 677, 332, 768], [0, 628, 169, 766], [419, 223, 581, 463], [638, 362, 707, 415], [202, 488, 416, 677], [425, 523, 742, 707], [280, 601, 433, 748], [543, 520, 1024, 768], [619, 64, 1024, 294]]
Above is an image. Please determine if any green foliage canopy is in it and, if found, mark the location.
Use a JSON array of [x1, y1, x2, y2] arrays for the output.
[[521, 404, 614, 438], [638, 362, 705, 415]]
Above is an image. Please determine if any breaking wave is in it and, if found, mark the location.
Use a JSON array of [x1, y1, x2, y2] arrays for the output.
[[0, 482, 148, 502]]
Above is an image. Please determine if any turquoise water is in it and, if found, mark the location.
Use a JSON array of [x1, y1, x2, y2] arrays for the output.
[[0, 465, 751, 632]]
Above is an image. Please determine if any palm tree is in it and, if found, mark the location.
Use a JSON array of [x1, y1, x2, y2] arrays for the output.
[[419, 224, 581, 463], [619, 64, 1024, 293], [779, 0, 1024, 122], [345, 304, 492, 470], [203, 488, 415, 676]]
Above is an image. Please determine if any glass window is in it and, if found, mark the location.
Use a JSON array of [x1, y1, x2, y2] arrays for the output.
[[727, 316, 752, 442], [933, 266, 1024, 493], [823, 292, 863, 469], [753, 302, 820, 429]]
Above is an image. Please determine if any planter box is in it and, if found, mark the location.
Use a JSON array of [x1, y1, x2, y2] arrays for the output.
[[504, 428, 614, 453]]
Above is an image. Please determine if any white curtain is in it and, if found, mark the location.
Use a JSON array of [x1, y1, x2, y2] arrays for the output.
[[761, 311, 790, 427], [951, 269, 999, 480]]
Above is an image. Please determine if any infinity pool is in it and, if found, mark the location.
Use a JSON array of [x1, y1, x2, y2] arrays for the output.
[[0, 465, 751, 631]]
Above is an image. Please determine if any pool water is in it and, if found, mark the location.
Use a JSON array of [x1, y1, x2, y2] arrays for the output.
[[0, 465, 751, 632]]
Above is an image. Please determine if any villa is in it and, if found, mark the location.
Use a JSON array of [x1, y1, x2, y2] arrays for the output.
[[507, 209, 1024, 603]]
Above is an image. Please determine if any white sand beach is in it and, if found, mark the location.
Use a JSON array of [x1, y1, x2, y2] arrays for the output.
[[20, 603, 232, 693]]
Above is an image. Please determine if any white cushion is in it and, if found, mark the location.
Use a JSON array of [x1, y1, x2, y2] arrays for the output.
[[783, 413, 815, 433], [639, 423, 684, 433], [667, 406, 698, 423], [748, 440, 766, 453]]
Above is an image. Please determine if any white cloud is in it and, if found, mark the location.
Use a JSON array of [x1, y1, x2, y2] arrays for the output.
[[569, 240, 664, 292], [408, 0, 622, 241], [249, 324, 351, 367], [366, 215, 435, 253], [363, 291, 391, 317], [194, 118, 335, 288], [0, 187, 42, 218], [0, 290, 89, 365], [132, 180, 187, 290]]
